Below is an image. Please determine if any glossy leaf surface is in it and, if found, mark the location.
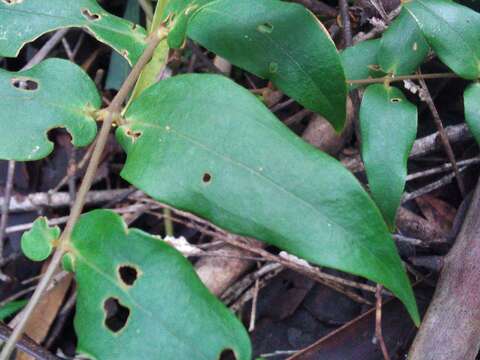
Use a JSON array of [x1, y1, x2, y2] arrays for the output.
[[404, 0, 480, 79], [378, 8, 429, 75], [464, 82, 480, 146], [21, 217, 59, 261], [0, 0, 147, 64], [0, 59, 100, 161], [67, 210, 251, 360], [165, 0, 347, 130], [118, 74, 419, 324], [341, 39, 380, 90], [360, 84, 417, 229]]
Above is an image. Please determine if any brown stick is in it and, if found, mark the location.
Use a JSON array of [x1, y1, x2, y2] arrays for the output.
[[408, 178, 480, 360], [418, 76, 466, 196]]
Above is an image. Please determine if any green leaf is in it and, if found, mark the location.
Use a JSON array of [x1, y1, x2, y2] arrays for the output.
[[0, 59, 100, 161], [165, 0, 347, 131], [378, 8, 429, 75], [21, 217, 60, 261], [360, 84, 417, 229], [105, 0, 140, 90], [0, 300, 27, 321], [404, 0, 480, 79], [341, 39, 381, 90], [464, 82, 480, 145], [0, 0, 147, 64], [118, 74, 419, 325], [66, 210, 251, 360]]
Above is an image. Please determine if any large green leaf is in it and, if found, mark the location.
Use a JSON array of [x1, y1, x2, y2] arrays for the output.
[[65, 210, 251, 360], [340, 39, 380, 90], [378, 8, 429, 75], [403, 0, 480, 79], [0, 58, 100, 161], [360, 84, 417, 229], [117, 74, 419, 324], [164, 0, 347, 131], [0, 0, 147, 64], [464, 82, 480, 146]]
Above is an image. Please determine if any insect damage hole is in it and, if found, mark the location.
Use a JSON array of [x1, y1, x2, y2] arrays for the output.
[[390, 97, 402, 103], [11, 78, 38, 91], [2, 0, 23, 4], [202, 172, 212, 184], [118, 265, 138, 286], [81, 8, 101, 21], [219, 349, 236, 360], [104, 297, 130, 333]]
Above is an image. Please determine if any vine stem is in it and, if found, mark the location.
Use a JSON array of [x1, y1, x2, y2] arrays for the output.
[[0, 27, 168, 360], [347, 72, 459, 85]]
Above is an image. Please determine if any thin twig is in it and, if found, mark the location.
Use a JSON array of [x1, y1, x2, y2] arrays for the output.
[[0, 323, 58, 360], [248, 274, 260, 332], [418, 75, 466, 196], [0, 161, 15, 266], [338, 0, 352, 46], [0, 28, 168, 360], [348, 72, 458, 85], [403, 166, 468, 203], [407, 157, 480, 181], [375, 285, 391, 360]]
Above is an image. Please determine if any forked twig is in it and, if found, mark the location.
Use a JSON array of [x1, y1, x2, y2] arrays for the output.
[[0, 27, 168, 360]]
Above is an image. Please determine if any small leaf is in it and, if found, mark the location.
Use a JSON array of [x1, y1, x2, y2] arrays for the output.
[[360, 84, 417, 229], [464, 82, 480, 146], [165, 0, 347, 130], [67, 210, 251, 360], [0, 300, 27, 321], [341, 39, 381, 90], [118, 74, 419, 324], [0, 0, 147, 64], [404, 0, 480, 79], [21, 217, 60, 261], [378, 8, 429, 75], [0, 58, 100, 161]]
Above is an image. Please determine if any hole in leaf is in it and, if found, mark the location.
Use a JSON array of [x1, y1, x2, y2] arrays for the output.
[[202, 172, 212, 184], [257, 22, 274, 34], [219, 349, 236, 360], [125, 128, 142, 142], [2, 0, 23, 4], [104, 297, 130, 333], [11, 78, 38, 91], [118, 265, 138, 286], [81, 8, 101, 21], [391, 97, 402, 103]]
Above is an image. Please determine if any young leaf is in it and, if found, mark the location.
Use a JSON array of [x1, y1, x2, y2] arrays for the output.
[[117, 74, 420, 324], [340, 39, 381, 90], [165, 0, 347, 131], [66, 210, 251, 360], [0, 0, 147, 64], [378, 8, 429, 75], [360, 84, 417, 229], [0, 59, 100, 161], [403, 0, 480, 79], [464, 82, 480, 146], [21, 217, 59, 261]]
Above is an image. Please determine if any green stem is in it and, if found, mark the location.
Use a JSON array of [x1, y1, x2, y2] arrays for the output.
[[347, 72, 459, 85], [0, 28, 168, 360]]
